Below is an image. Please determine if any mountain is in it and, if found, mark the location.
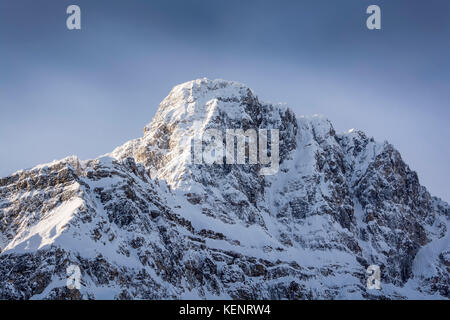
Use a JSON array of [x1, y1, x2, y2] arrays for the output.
[[0, 78, 448, 299]]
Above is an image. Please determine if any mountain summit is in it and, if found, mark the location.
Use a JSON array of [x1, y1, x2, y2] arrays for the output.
[[0, 79, 448, 299]]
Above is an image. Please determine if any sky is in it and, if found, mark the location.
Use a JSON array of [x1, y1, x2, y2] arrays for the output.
[[0, 0, 449, 201]]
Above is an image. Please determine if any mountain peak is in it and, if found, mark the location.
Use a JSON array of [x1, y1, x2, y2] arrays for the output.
[[1, 79, 449, 299], [144, 78, 258, 134], [111, 78, 297, 186], [171, 78, 251, 94]]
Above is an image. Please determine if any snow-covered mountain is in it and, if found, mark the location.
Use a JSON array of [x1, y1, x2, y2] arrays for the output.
[[0, 78, 448, 299]]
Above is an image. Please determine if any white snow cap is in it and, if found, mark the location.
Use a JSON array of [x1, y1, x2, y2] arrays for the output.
[[144, 78, 258, 131]]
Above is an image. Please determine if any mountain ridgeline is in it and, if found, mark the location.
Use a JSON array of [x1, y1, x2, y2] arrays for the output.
[[0, 79, 448, 299]]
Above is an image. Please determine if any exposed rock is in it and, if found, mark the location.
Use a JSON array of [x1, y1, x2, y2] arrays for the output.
[[0, 79, 448, 299]]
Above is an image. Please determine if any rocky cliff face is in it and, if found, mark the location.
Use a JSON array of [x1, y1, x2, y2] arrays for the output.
[[0, 78, 448, 299]]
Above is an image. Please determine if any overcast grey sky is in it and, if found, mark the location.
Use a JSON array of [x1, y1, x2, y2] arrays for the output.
[[0, 0, 449, 201]]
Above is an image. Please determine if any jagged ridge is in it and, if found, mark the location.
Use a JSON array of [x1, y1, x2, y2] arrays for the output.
[[0, 78, 448, 299]]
